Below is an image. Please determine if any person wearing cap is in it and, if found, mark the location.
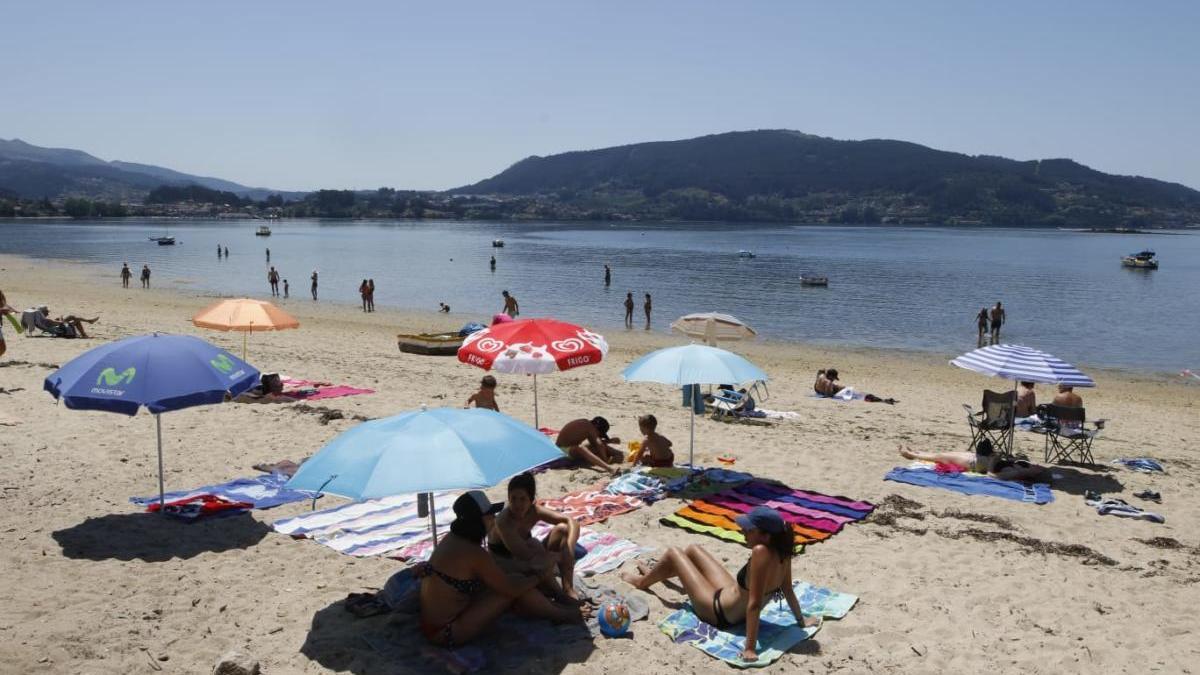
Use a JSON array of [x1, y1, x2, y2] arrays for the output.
[[418, 490, 585, 647], [621, 506, 817, 663], [554, 417, 625, 476], [487, 472, 583, 603]]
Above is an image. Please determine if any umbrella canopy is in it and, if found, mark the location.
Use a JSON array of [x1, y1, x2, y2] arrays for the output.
[[622, 344, 769, 465], [192, 298, 300, 332], [458, 318, 608, 426], [43, 334, 259, 508], [287, 407, 560, 515], [950, 344, 1095, 387], [670, 312, 757, 345]]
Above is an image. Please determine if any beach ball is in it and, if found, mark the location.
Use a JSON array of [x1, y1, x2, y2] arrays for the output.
[[598, 600, 631, 637]]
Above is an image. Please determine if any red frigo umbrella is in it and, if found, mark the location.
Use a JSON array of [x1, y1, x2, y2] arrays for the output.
[[458, 318, 608, 426]]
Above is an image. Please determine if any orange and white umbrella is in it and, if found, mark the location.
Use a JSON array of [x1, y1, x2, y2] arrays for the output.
[[192, 298, 299, 358]]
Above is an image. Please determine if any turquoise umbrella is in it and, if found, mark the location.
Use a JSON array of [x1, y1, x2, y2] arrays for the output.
[[622, 344, 768, 466], [287, 406, 561, 537]]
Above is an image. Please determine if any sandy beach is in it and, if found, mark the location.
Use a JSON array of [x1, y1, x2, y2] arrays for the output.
[[1, 251, 1198, 674]]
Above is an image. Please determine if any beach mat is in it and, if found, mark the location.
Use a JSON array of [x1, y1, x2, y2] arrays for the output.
[[131, 472, 316, 510], [884, 467, 1053, 504], [538, 487, 645, 525], [659, 580, 857, 668], [273, 491, 459, 558], [647, 467, 755, 500], [282, 377, 375, 400]]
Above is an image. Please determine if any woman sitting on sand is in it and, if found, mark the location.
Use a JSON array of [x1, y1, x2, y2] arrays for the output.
[[814, 368, 897, 404], [622, 507, 817, 663], [418, 491, 585, 647], [898, 438, 1045, 481], [487, 472, 583, 603]]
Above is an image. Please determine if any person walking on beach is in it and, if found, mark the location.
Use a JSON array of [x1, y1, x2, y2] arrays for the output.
[[359, 279, 369, 312], [644, 293, 652, 330], [140, 264, 151, 289], [283, 279, 289, 299], [624, 292, 634, 328], [0, 289, 15, 359], [268, 266, 280, 296], [367, 279, 376, 312], [989, 301, 1006, 345], [120, 263, 132, 288], [604, 264, 611, 286], [975, 307, 989, 347], [502, 290, 519, 318]]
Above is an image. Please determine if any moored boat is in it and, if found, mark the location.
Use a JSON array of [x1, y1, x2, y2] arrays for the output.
[[737, 250, 756, 258], [1121, 250, 1158, 269], [800, 275, 828, 286], [396, 331, 464, 356], [256, 225, 272, 236], [492, 239, 505, 247], [150, 236, 175, 245]]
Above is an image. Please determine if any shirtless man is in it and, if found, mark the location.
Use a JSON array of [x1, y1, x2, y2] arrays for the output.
[[644, 293, 652, 330], [623, 292, 634, 328], [813, 369, 843, 396], [555, 417, 624, 475], [989, 301, 1006, 345], [501, 290, 519, 318], [268, 267, 280, 296], [1053, 384, 1082, 408], [1015, 381, 1037, 417]]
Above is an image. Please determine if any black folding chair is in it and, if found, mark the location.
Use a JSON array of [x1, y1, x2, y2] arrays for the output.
[[1039, 403, 1105, 465], [963, 389, 1017, 456]]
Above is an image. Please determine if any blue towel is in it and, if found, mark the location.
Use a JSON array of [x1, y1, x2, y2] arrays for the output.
[[131, 472, 317, 509], [1112, 458, 1165, 474], [884, 467, 1053, 504]]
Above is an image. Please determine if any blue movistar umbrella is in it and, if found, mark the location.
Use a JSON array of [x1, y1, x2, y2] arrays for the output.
[[287, 407, 561, 537], [44, 333, 260, 508]]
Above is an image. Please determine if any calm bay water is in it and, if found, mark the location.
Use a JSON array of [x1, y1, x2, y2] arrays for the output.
[[1, 218, 1197, 372]]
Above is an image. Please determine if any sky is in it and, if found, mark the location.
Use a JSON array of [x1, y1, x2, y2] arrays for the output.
[[2, 1, 1197, 191]]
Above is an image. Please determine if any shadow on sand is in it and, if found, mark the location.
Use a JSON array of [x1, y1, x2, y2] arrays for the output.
[[300, 597, 597, 674], [1048, 464, 1125, 497], [52, 511, 270, 562]]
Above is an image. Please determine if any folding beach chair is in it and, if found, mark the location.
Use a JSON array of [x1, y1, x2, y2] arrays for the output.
[[1039, 404, 1105, 465], [963, 389, 1017, 456]]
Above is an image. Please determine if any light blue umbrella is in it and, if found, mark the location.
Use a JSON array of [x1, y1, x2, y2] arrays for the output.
[[622, 344, 769, 465], [286, 406, 561, 537]]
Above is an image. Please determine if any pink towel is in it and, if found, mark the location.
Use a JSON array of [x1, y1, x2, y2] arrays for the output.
[[293, 385, 375, 401]]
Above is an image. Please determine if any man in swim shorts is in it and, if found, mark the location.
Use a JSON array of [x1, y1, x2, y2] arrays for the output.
[[555, 417, 624, 475], [989, 301, 1005, 344], [501, 290, 519, 318]]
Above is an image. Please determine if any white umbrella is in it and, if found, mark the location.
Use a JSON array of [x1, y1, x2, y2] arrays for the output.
[[670, 312, 757, 345]]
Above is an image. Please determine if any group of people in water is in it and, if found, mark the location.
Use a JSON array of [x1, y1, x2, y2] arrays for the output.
[[118, 262, 152, 289], [976, 301, 1006, 347], [624, 292, 651, 329]]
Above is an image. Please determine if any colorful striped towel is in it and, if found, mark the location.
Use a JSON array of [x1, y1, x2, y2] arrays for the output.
[[659, 580, 857, 668], [538, 487, 645, 525], [660, 481, 874, 550], [884, 467, 1053, 504]]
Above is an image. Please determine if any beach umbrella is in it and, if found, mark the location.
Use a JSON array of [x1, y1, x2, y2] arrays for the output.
[[192, 298, 300, 359], [670, 312, 757, 345], [43, 334, 259, 509], [286, 407, 561, 538], [622, 344, 769, 466], [457, 318, 608, 427], [950, 344, 1095, 388]]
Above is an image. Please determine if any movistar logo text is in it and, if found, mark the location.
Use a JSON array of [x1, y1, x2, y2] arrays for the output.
[[210, 354, 234, 373], [96, 367, 136, 386]]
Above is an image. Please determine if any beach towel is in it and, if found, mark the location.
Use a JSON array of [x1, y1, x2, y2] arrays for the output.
[[884, 466, 1053, 504], [603, 471, 667, 502], [1085, 496, 1165, 523], [273, 491, 458, 558], [131, 472, 316, 510], [659, 580, 857, 668], [650, 467, 755, 499], [281, 377, 375, 400], [1112, 458, 1165, 474], [538, 488, 644, 525], [146, 494, 254, 520], [754, 407, 801, 420]]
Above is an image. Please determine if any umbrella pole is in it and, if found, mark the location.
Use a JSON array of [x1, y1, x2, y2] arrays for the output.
[[242, 331, 248, 361], [689, 391, 696, 467], [429, 492, 438, 542], [533, 374, 539, 429], [155, 413, 165, 512]]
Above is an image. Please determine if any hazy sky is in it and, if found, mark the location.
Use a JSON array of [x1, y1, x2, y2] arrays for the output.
[[3, 1, 1197, 191]]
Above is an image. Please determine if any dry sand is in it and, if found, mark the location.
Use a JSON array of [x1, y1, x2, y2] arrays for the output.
[[0, 252, 1198, 674]]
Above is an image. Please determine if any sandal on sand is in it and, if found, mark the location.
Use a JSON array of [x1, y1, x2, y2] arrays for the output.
[[1134, 490, 1162, 503]]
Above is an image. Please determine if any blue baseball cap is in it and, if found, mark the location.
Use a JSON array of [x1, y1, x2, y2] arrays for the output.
[[734, 506, 786, 534]]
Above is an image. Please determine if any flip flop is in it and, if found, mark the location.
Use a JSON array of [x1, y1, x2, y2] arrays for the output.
[[1134, 490, 1162, 503]]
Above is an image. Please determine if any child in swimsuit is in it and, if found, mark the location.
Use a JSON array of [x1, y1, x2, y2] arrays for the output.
[[466, 375, 500, 411], [633, 414, 674, 467]]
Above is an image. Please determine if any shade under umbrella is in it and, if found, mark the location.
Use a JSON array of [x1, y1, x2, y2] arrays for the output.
[[192, 298, 300, 359], [622, 344, 768, 465], [43, 334, 259, 508], [670, 312, 757, 345], [457, 318, 608, 427], [286, 407, 562, 538], [950, 344, 1095, 387]]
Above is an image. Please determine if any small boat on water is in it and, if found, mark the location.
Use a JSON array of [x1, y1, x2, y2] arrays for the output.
[[397, 332, 464, 356], [256, 225, 272, 236], [800, 275, 828, 287], [492, 239, 505, 248], [1121, 250, 1158, 269], [149, 236, 175, 246], [737, 250, 756, 258]]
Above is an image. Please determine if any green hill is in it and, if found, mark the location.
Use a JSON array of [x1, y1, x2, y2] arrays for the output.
[[454, 130, 1200, 226]]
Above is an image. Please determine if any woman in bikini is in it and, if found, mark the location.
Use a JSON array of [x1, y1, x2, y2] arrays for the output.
[[622, 506, 817, 663], [418, 491, 584, 648], [487, 472, 582, 603], [897, 438, 1046, 481]]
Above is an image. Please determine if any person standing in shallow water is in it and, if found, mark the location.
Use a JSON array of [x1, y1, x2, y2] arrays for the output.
[[268, 267, 280, 296], [644, 293, 652, 330], [266, 248, 270, 262], [120, 263, 132, 288], [140, 264, 151, 289], [624, 292, 634, 328], [359, 279, 369, 312], [975, 307, 989, 347], [311, 270, 319, 300], [604, 264, 611, 286], [502, 290, 519, 318], [367, 279, 376, 312], [490, 256, 496, 272], [224, 246, 229, 258], [989, 301, 1006, 345]]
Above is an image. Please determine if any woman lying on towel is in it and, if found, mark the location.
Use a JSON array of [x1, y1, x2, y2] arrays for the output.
[[814, 368, 896, 404], [487, 472, 583, 603], [898, 438, 1046, 481], [418, 491, 586, 648], [621, 507, 818, 663]]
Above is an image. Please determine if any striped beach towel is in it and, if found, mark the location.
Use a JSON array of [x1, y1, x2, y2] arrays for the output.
[[272, 491, 459, 558], [538, 487, 645, 525]]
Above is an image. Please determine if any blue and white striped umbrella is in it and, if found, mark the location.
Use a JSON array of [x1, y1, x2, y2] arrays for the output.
[[950, 344, 1095, 387]]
